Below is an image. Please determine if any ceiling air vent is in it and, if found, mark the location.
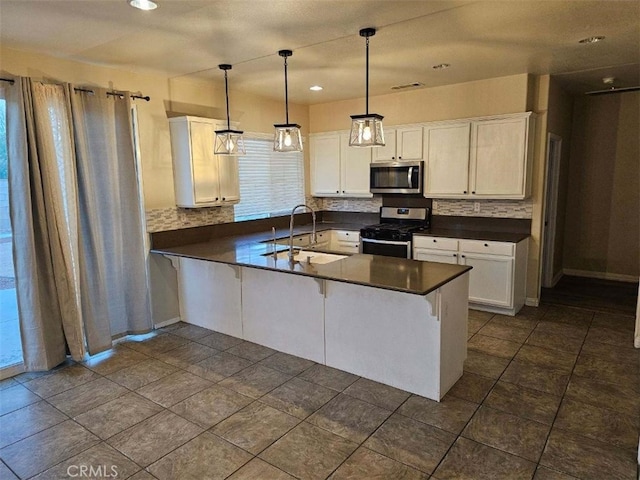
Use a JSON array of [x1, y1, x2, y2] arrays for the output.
[[391, 82, 425, 90]]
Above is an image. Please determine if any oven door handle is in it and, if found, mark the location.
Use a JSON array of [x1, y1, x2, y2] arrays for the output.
[[361, 238, 409, 246]]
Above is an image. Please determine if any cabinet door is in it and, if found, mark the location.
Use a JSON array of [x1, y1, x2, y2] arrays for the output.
[[459, 253, 513, 307], [190, 121, 220, 204], [217, 154, 240, 203], [397, 127, 423, 160], [311, 135, 342, 195], [341, 134, 372, 197], [424, 123, 471, 197], [372, 128, 397, 162], [413, 249, 459, 264], [471, 117, 527, 197]]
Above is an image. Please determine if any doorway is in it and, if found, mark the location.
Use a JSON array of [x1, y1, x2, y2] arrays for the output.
[[541, 133, 562, 288], [0, 96, 24, 377]]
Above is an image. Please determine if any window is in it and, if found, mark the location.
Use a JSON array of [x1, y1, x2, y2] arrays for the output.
[[234, 135, 305, 221]]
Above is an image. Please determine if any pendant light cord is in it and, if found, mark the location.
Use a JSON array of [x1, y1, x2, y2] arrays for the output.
[[365, 35, 370, 115], [224, 69, 231, 130], [284, 56, 290, 124]]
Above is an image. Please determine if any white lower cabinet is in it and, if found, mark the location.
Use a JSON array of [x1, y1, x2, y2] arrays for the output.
[[176, 257, 242, 337], [459, 252, 513, 307], [329, 230, 360, 254], [413, 236, 528, 315]]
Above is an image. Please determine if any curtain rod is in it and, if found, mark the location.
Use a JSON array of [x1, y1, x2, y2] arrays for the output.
[[0, 79, 150, 101], [74, 87, 150, 102]]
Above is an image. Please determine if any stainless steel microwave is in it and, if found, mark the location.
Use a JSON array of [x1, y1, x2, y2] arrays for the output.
[[370, 161, 423, 194]]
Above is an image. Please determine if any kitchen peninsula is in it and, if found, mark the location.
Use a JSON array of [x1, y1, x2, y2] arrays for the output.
[[152, 225, 471, 401]]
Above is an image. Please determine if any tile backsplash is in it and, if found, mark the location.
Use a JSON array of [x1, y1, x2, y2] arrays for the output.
[[433, 199, 533, 219], [146, 196, 531, 232], [145, 206, 234, 233], [322, 197, 382, 213], [146, 196, 324, 233]]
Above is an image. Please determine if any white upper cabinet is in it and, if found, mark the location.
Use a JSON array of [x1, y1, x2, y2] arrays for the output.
[[423, 112, 534, 199], [424, 122, 471, 196], [169, 116, 241, 208], [372, 126, 423, 162], [311, 133, 372, 198], [341, 135, 373, 196], [470, 115, 530, 197]]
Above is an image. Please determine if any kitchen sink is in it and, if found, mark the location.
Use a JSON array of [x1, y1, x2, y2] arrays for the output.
[[265, 250, 347, 264]]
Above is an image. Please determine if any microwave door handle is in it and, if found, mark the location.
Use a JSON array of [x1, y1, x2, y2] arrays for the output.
[[407, 167, 413, 187]]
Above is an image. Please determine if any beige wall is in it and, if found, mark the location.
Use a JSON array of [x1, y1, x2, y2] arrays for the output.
[[546, 78, 574, 280], [309, 74, 530, 132], [0, 46, 308, 210], [563, 92, 640, 278]]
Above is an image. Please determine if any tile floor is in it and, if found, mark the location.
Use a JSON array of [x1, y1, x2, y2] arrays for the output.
[[0, 304, 638, 479]]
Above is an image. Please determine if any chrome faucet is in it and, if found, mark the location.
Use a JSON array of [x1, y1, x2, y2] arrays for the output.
[[289, 204, 317, 262]]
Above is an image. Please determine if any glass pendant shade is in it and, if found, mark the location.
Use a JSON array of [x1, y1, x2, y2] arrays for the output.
[[215, 64, 245, 156], [214, 129, 246, 155], [349, 114, 385, 147], [349, 28, 385, 147], [274, 49, 303, 152], [274, 124, 303, 152]]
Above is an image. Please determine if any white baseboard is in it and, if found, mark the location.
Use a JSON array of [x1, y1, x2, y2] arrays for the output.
[[550, 271, 563, 287], [154, 317, 181, 329], [525, 297, 539, 307], [563, 269, 639, 283]]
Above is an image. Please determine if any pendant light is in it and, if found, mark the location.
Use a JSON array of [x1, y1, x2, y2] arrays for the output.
[[349, 27, 385, 147], [214, 64, 245, 155], [274, 50, 303, 152]]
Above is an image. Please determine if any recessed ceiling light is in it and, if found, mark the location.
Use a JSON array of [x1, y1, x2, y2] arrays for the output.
[[309, 85, 323, 91], [432, 63, 450, 70], [578, 36, 605, 44], [129, 0, 158, 10]]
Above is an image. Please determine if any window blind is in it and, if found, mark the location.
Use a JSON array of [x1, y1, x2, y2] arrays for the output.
[[234, 137, 305, 221]]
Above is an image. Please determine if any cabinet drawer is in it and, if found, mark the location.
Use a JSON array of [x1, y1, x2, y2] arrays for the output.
[[459, 239, 514, 256], [413, 248, 458, 264], [334, 230, 358, 241], [413, 236, 458, 251], [334, 240, 359, 254], [315, 232, 330, 242]]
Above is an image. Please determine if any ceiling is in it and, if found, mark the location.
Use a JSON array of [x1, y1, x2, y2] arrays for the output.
[[1, 0, 638, 104]]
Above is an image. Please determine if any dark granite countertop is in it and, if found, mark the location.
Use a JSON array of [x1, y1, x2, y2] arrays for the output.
[[152, 222, 471, 296]]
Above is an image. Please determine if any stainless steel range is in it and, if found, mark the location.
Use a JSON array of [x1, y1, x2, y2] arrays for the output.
[[360, 207, 431, 258]]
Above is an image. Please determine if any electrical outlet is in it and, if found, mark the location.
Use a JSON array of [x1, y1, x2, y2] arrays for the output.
[[473, 202, 480, 213]]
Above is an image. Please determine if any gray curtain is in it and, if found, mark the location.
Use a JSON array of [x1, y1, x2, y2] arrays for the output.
[[6, 78, 152, 369], [70, 87, 152, 354], [6, 78, 86, 369]]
